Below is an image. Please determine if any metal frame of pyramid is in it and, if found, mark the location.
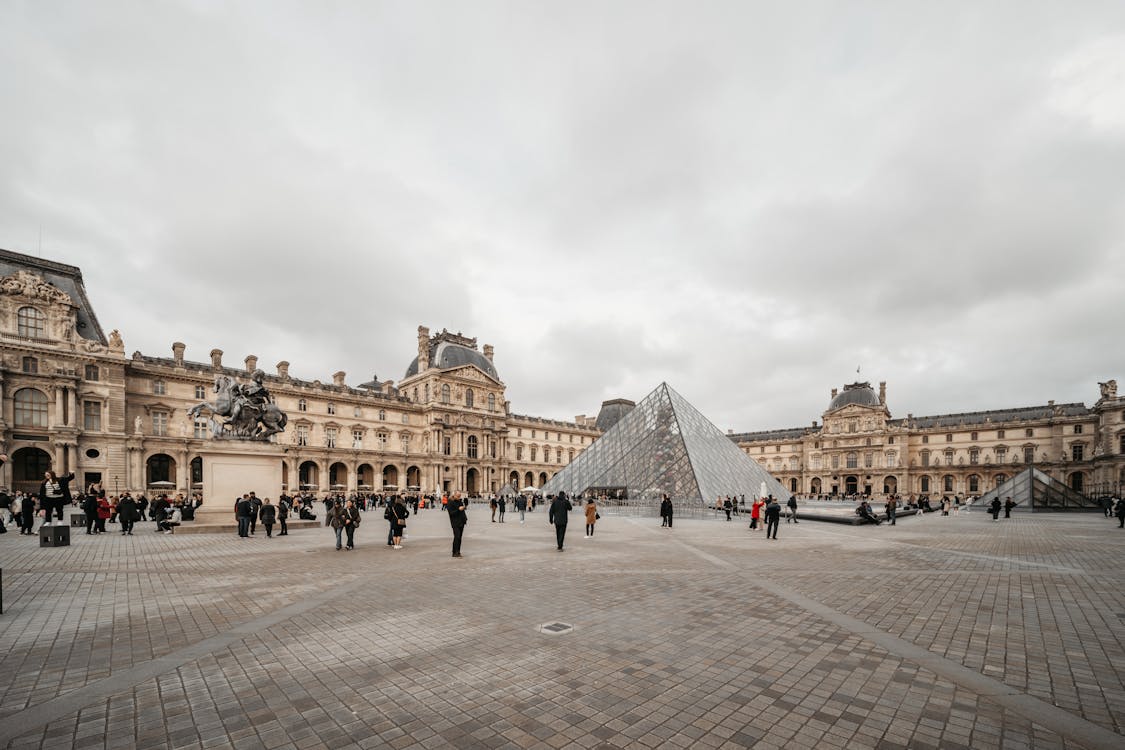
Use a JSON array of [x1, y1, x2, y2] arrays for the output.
[[976, 467, 1098, 511], [543, 383, 792, 506]]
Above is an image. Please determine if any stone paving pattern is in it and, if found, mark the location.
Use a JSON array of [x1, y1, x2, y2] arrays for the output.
[[0, 504, 1122, 749]]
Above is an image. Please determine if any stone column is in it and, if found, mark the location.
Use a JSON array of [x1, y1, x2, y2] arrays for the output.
[[55, 387, 65, 427], [67, 388, 77, 427], [178, 449, 190, 494], [67, 443, 78, 476]]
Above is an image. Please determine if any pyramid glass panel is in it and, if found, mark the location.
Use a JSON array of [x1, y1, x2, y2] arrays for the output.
[[543, 383, 789, 507], [977, 468, 1096, 511]]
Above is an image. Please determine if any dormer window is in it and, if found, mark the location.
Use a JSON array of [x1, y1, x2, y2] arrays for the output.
[[17, 306, 46, 338]]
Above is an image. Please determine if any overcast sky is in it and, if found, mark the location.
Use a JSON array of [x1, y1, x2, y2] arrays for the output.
[[2, 1, 1124, 432]]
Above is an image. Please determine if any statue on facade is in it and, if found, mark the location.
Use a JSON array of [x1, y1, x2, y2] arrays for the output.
[[188, 370, 287, 441]]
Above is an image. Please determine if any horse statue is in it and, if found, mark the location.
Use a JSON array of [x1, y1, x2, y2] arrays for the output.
[[188, 373, 288, 441]]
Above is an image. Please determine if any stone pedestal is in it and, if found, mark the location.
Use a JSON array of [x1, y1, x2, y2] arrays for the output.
[[193, 442, 285, 525]]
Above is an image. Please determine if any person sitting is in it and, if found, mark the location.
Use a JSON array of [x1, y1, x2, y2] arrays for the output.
[[159, 507, 182, 534], [298, 504, 317, 520], [856, 501, 881, 525]]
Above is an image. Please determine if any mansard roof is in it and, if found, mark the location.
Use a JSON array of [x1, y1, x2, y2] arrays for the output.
[[0, 247, 107, 344]]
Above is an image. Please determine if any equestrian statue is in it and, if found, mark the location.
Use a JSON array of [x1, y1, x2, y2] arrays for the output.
[[188, 370, 288, 441]]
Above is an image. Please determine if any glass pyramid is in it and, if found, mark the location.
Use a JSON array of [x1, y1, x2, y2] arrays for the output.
[[543, 383, 792, 506], [976, 467, 1097, 511]]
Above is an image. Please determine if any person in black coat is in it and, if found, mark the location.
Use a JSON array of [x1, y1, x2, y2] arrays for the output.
[[235, 495, 253, 538], [1115, 498, 1125, 528], [1003, 497, 1017, 518], [117, 495, 137, 535], [764, 496, 782, 540], [20, 492, 37, 534], [82, 493, 99, 534], [549, 492, 573, 551], [39, 470, 74, 525], [259, 498, 277, 537], [660, 495, 673, 528], [277, 496, 289, 536], [989, 497, 1002, 520], [446, 491, 468, 558]]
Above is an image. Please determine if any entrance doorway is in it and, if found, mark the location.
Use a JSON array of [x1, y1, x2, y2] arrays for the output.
[[845, 476, 858, 495]]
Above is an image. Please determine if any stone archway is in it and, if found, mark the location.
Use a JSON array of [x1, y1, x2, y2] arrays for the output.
[[406, 466, 421, 490], [146, 453, 177, 489], [329, 462, 348, 492], [383, 464, 399, 490], [809, 477, 821, 494], [883, 475, 898, 495], [466, 468, 480, 495], [298, 461, 319, 491], [845, 475, 858, 495]]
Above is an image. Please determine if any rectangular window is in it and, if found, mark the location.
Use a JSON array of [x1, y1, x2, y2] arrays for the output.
[[325, 428, 337, 449], [921, 451, 930, 467], [193, 418, 209, 439], [401, 434, 410, 453], [152, 411, 168, 436], [22, 356, 37, 374], [516, 446, 523, 461], [491, 441, 497, 458], [970, 432, 978, 441], [83, 400, 101, 431], [969, 448, 979, 465], [888, 436, 895, 445], [296, 425, 309, 446], [995, 447, 1006, 462], [556, 448, 563, 463], [864, 453, 873, 468], [1024, 446, 1035, 463], [846, 454, 858, 469], [377, 432, 388, 448], [84, 365, 99, 381], [1072, 444, 1084, 461], [153, 380, 166, 395], [327, 403, 336, 415], [1073, 424, 1083, 435], [997, 430, 1005, 439], [443, 437, 451, 456], [944, 450, 954, 465], [831, 454, 839, 469], [530, 446, 538, 462], [352, 430, 364, 449], [811, 455, 821, 470], [946, 433, 953, 442], [922, 435, 929, 444], [195, 385, 206, 399]]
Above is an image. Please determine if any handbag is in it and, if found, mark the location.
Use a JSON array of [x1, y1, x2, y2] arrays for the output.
[[595, 513, 601, 520], [398, 514, 406, 526]]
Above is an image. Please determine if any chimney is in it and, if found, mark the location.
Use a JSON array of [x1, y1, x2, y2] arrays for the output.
[[831, 388, 838, 398], [210, 349, 223, 368], [245, 355, 258, 373], [417, 326, 430, 371], [879, 381, 886, 405], [276, 361, 289, 379], [333, 371, 346, 387], [172, 342, 185, 366], [382, 379, 395, 394], [483, 344, 494, 362], [1048, 399, 1055, 407]]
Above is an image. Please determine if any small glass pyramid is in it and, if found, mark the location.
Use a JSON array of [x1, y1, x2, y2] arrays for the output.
[[976, 468, 1098, 511], [543, 383, 791, 506]]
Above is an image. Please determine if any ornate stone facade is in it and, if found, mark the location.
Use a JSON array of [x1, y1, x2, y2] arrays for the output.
[[731, 381, 1125, 499], [0, 249, 599, 497]]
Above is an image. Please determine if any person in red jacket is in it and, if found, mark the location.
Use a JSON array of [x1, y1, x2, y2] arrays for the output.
[[750, 497, 765, 530]]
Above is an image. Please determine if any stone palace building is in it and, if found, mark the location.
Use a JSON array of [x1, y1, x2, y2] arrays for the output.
[[0, 248, 600, 498], [0, 246, 1121, 501]]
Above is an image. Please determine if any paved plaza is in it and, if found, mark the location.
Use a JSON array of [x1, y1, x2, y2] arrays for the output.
[[0, 506, 1123, 750]]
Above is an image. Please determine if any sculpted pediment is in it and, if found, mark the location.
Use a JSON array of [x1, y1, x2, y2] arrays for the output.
[[446, 365, 499, 385], [0, 270, 74, 306]]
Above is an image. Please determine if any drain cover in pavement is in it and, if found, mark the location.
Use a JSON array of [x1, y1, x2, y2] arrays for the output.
[[539, 622, 574, 635]]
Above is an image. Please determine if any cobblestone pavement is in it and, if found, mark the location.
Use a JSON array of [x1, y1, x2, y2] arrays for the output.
[[0, 506, 1123, 749]]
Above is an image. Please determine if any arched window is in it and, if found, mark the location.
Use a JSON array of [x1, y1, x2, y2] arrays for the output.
[[378, 409, 386, 421], [846, 452, 858, 469], [467, 435, 478, 459], [14, 388, 48, 428], [441, 384, 450, 404], [17, 307, 46, 338], [488, 393, 496, 412], [465, 388, 474, 408]]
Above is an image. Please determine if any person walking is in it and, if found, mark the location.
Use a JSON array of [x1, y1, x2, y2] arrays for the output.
[[96, 495, 111, 533], [390, 496, 408, 549], [660, 494, 673, 528], [118, 494, 137, 535], [764, 496, 781, 540], [249, 493, 262, 535], [989, 497, 1002, 521], [885, 496, 897, 526], [549, 492, 573, 551], [342, 499, 360, 550], [786, 495, 798, 524], [498, 495, 506, 523], [447, 491, 468, 558], [515, 494, 527, 525], [490, 496, 498, 523], [584, 498, 598, 538], [1115, 497, 1125, 528], [723, 496, 733, 521], [236, 494, 253, 538], [260, 498, 277, 538], [328, 500, 345, 550]]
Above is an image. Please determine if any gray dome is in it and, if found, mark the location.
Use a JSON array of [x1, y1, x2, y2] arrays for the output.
[[405, 341, 499, 381], [595, 399, 635, 432], [829, 382, 881, 411]]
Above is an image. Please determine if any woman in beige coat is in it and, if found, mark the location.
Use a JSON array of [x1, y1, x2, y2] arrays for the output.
[[584, 499, 598, 538]]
